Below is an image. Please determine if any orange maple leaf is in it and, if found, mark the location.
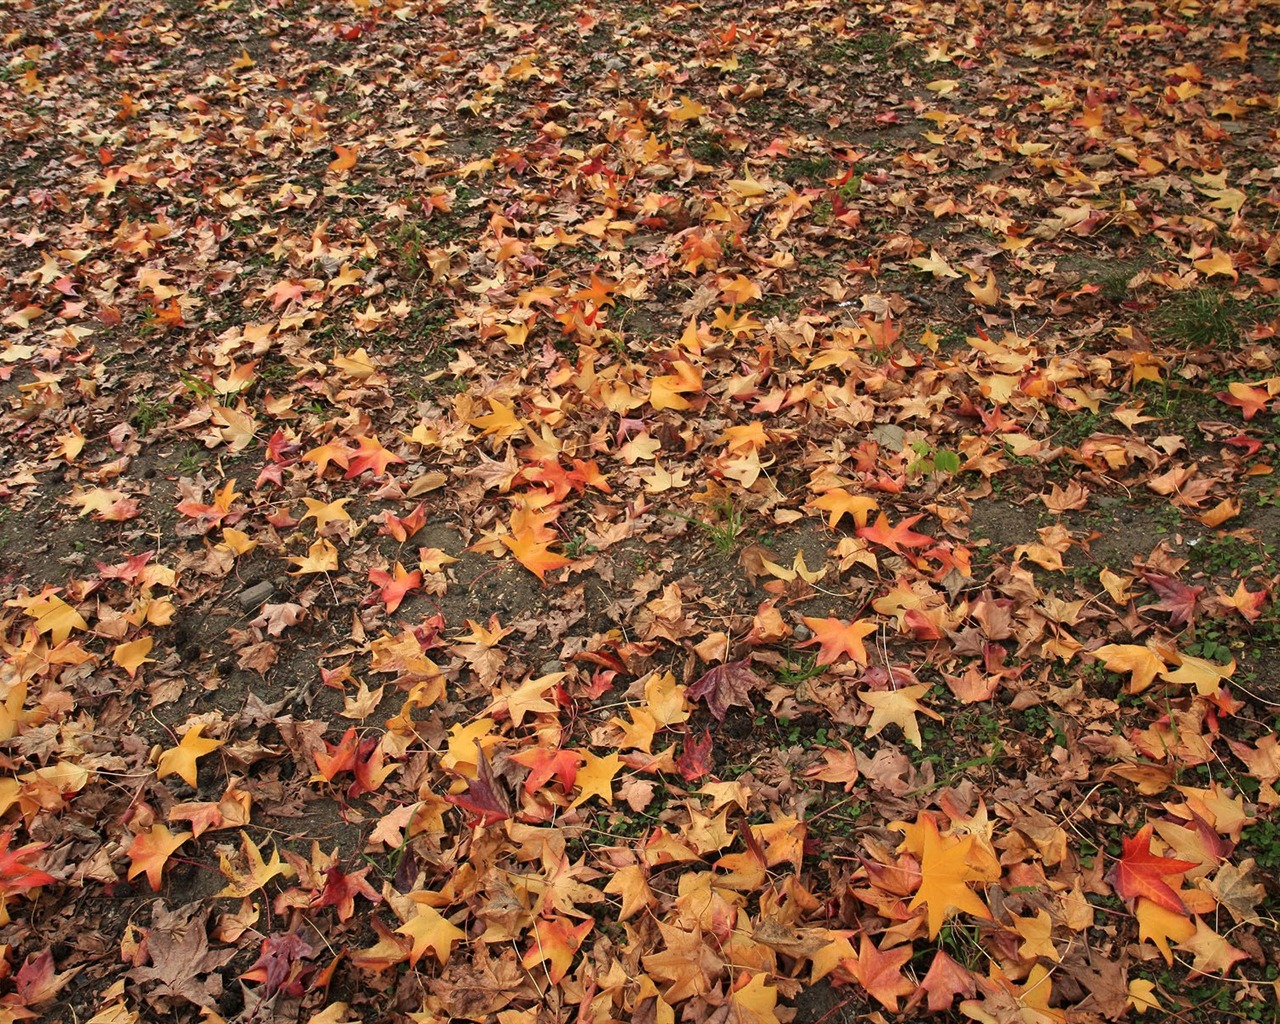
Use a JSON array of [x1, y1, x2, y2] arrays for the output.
[[368, 562, 422, 613], [845, 934, 916, 1012], [798, 616, 878, 666], [127, 824, 192, 892], [857, 512, 933, 555], [522, 915, 593, 984]]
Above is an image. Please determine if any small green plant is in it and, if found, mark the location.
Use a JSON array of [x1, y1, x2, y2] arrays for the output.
[[907, 441, 961, 478], [670, 498, 744, 554], [129, 396, 171, 435], [562, 533, 597, 559], [777, 652, 824, 686]]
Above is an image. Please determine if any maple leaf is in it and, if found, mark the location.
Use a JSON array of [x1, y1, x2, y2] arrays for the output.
[[1216, 382, 1271, 420], [522, 915, 592, 984], [809, 488, 879, 530], [910, 247, 963, 279], [345, 434, 404, 478], [112, 635, 154, 678], [509, 746, 582, 794], [686, 659, 765, 720], [603, 864, 654, 921], [301, 496, 353, 532], [127, 825, 192, 892], [287, 537, 339, 575], [1141, 571, 1203, 627], [21, 590, 86, 645], [676, 727, 714, 782], [803, 742, 861, 792], [1090, 643, 1167, 694], [860, 684, 943, 749], [910, 949, 977, 1013], [217, 831, 296, 898], [156, 724, 223, 788], [300, 440, 352, 476], [857, 513, 933, 555], [1108, 824, 1197, 914], [845, 934, 916, 1012], [397, 899, 465, 966], [1136, 897, 1196, 963], [368, 562, 421, 613], [0, 831, 55, 898], [570, 751, 620, 808], [241, 932, 315, 999], [798, 616, 878, 666], [379, 501, 427, 542], [1216, 579, 1267, 622], [907, 815, 994, 939], [1177, 918, 1248, 976]]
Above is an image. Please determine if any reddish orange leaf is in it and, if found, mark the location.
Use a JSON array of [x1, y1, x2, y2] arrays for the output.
[[1109, 824, 1198, 914]]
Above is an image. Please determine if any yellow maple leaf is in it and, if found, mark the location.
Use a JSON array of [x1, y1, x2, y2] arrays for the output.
[[910, 248, 962, 279], [604, 864, 654, 920], [491, 672, 563, 727], [26, 592, 87, 645], [1092, 643, 1167, 693], [908, 815, 994, 939], [287, 538, 339, 575], [644, 671, 690, 728], [302, 497, 353, 532], [467, 398, 525, 441], [112, 636, 154, 678], [570, 751, 620, 808], [397, 898, 465, 965], [809, 488, 879, 530], [668, 96, 707, 122], [860, 685, 943, 749], [157, 724, 224, 788], [216, 831, 296, 898], [1160, 654, 1234, 696]]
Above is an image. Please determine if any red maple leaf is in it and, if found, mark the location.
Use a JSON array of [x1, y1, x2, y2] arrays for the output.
[[675, 727, 713, 782], [241, 932, 315, 998], [686, 659, 766, 720], [1108, 824, 1198, 914], [0, 831, 55, 896], [1141, 571, 1203, 627], [311, 864, 382, 922]]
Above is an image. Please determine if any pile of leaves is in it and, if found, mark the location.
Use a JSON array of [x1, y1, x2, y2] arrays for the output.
[[1, 0, 1278, 1021]]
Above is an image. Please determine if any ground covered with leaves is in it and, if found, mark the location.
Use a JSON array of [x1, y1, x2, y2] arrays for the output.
[[1, 0, 1279, 1021]]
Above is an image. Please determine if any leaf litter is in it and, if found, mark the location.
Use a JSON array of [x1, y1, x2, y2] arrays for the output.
[[0, 0, 1279, 1021]]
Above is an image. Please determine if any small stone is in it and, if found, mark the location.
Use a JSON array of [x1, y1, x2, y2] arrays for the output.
[[238, 581, 275, 609], [539, 660, 565, 676], [793, 623, 812, 641]]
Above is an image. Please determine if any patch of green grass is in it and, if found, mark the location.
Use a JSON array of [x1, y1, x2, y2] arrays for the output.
[[780, 154, 835, 184], [670, 497, 744, 554], [1155, 289, 1250, 349], [1188, 533, 1275, 576], [776, 652, 824, 687], [129, 395, 172, 435]]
